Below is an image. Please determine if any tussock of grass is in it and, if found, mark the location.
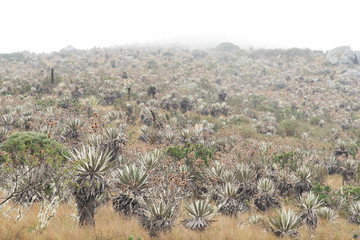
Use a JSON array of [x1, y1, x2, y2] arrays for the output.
[[325, 174, 343, 190]]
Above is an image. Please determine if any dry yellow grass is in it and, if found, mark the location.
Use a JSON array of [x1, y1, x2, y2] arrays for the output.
[[0, 202, 359, 240], [325, 174, 343, 190]]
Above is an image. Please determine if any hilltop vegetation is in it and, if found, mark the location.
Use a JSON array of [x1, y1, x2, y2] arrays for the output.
[[1, 43, 360, 239]]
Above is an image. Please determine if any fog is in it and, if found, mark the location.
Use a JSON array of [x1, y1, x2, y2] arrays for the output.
[[1, 0, 360, 53]]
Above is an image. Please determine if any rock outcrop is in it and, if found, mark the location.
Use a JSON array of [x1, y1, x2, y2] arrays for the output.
[[325, 46, 358, 65]]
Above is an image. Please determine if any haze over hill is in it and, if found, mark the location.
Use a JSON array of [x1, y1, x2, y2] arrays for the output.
[[3, 9, 360, 238], [1, 0, 360, 53]]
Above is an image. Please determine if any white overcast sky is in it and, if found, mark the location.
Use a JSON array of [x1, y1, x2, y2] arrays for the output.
[[1, 0, 360, 53]]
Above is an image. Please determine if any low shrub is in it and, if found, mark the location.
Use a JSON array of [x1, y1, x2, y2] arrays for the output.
[[166, 143, 216, 166], [273, 151, 298, 171], [312, 183, 332, 204], [0, 131, 69, 164], [341, 185, 360, 201], [277, 119, 310, 138]]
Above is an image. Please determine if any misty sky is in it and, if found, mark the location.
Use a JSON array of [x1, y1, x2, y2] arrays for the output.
[[1, 0, 360, 53]]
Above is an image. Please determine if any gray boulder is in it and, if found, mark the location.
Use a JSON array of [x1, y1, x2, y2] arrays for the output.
[[355, 51, 360, 63], [325, 46, 357, 65], [339, 69, 360, 85], [326, 80, 335, 88]]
